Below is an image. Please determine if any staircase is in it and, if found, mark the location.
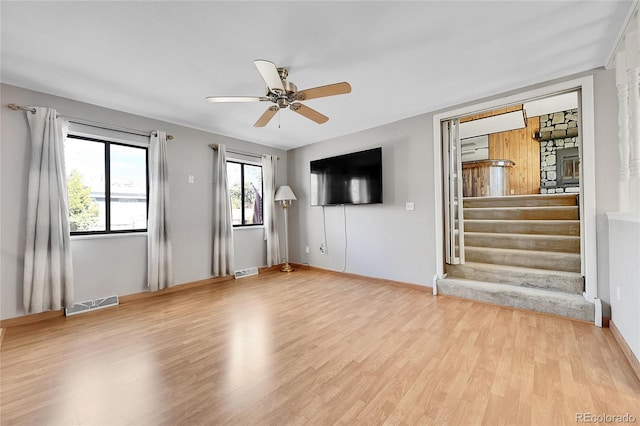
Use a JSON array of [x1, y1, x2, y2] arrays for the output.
[[437, 193, 594, 322]]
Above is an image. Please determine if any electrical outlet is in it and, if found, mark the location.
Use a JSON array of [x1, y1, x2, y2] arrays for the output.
[[305, 246, 310, 254], [320, 243, 327, 255], [188, 175, 195, 184]]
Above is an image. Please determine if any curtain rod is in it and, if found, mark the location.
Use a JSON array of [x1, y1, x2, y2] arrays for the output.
[[209, 143, 279, 160], [7, 103, 174, 140]]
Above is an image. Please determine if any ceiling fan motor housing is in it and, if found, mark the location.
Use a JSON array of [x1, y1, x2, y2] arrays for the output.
[[266, 80, 297, 95], [282, 80, 297, 94], [277, 97, 289, 109], [269, 76, 298, 109]]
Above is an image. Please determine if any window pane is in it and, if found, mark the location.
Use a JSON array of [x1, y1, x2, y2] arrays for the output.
[[227, 162, 242, 225], [244, 164, 263, 225], [110, 144, 148, 231], [64, 138, 106, 232]]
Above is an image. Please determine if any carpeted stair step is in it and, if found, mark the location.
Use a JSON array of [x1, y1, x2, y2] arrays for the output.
[[436, 277, 594, 322], [465, 246, 580, 272], [446, 262, 584, 294], [464, 232, 580, 253], [464, 194, 578, 208], [464, 206, 579, 221], [463, 219, 580, 236]]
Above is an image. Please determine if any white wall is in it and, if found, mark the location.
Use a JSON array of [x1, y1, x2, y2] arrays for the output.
[[607, 214, 640, 361], [0, 83, 287, 320], [71, 235, 147, 302], [288, 68, 621, 314], [592, 69, 620, 318], [288, 115, 435, 286]]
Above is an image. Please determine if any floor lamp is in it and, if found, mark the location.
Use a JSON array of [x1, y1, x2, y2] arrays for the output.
[[275, 185, 296, 272]]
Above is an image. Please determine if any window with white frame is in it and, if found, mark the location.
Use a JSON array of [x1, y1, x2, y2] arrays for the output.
[[226, 161, 263, 226], [64, 134, 148, 234]]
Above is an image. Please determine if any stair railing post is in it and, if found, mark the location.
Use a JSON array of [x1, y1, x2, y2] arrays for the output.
[[626, 29, 640, 214], [616, 52, 631, 213]]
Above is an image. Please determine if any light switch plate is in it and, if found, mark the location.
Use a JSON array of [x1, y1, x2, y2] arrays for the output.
[[406, 202, 415, 211]]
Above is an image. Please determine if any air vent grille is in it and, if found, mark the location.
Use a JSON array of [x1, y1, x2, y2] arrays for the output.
[[235, 267, 259, 279], [65, 295, 119, 316]]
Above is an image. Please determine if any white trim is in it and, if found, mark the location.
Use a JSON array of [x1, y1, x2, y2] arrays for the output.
[[432, 75, 598, 302], [227, 156, 262, 166], [433, 120, 444, 277], [70, 232, 147, 241], [605, 1, 639, 70], [578, 79, 598, 302], [595, 298, 603, 327], [67, 122, 150, 148], [232, 225, 265, 231], [606, 211, 640, 223], [67, 131, 150, 148]]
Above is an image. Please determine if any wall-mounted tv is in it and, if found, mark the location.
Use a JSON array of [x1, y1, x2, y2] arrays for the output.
[[310, 147, 382, 206]]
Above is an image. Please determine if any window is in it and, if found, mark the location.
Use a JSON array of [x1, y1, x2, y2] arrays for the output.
[[64, 134, 148, 234], [226, 161, 263, 226]]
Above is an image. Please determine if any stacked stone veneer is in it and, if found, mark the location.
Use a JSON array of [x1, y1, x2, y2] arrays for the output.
[[539, 108, 580, 194]]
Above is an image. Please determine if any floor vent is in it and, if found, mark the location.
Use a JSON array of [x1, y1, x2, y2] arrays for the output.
[[65, 295, 119, 316], [235, 267, 259, 279]]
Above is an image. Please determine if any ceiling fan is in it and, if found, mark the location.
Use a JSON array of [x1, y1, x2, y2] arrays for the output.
[[206, 59, 351, 127]]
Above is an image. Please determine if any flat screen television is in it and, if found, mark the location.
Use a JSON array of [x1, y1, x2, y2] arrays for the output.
[[310, 147, 382, 206]]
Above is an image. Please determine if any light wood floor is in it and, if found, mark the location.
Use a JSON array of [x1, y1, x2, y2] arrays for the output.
[[1, 270, 639, 425]]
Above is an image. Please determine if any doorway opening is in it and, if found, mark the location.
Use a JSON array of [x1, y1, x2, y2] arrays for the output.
[[432, 76, 598, 323]]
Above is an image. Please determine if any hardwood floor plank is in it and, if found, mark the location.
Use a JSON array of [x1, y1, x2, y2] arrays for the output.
[[1, 270, 639, 425]]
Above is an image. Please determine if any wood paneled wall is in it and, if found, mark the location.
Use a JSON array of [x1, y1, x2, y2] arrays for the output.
[[489, 116, 541, 195], [460, 105, 523, 123]]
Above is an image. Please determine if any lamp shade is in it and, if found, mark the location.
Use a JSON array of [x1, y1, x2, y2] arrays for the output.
[[275, 185, 297, 201]]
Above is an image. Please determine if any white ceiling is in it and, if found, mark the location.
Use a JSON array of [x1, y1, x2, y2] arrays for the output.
[[1, 1, 633, 150]]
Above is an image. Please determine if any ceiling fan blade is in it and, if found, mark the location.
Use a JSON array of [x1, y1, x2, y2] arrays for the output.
[[254, 60, 285, 93], [206, 96, 270, 103], [254, 106, 279, 127], [290, 103, 329, 124], [295, 82, 351, 101]]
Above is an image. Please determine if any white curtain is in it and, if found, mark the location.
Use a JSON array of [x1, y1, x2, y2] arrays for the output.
[[212, 144, 234, 276], [262, 154, 280, 266], [148, 131, 173, 291], [23, 107, 74, 313]]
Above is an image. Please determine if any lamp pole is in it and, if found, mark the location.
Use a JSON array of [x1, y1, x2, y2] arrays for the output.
[[275, 185, 296, 272], [281, 199, 293, 272]]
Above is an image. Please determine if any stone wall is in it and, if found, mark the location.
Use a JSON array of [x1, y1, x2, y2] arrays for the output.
[[539, 108, 580, 194]]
